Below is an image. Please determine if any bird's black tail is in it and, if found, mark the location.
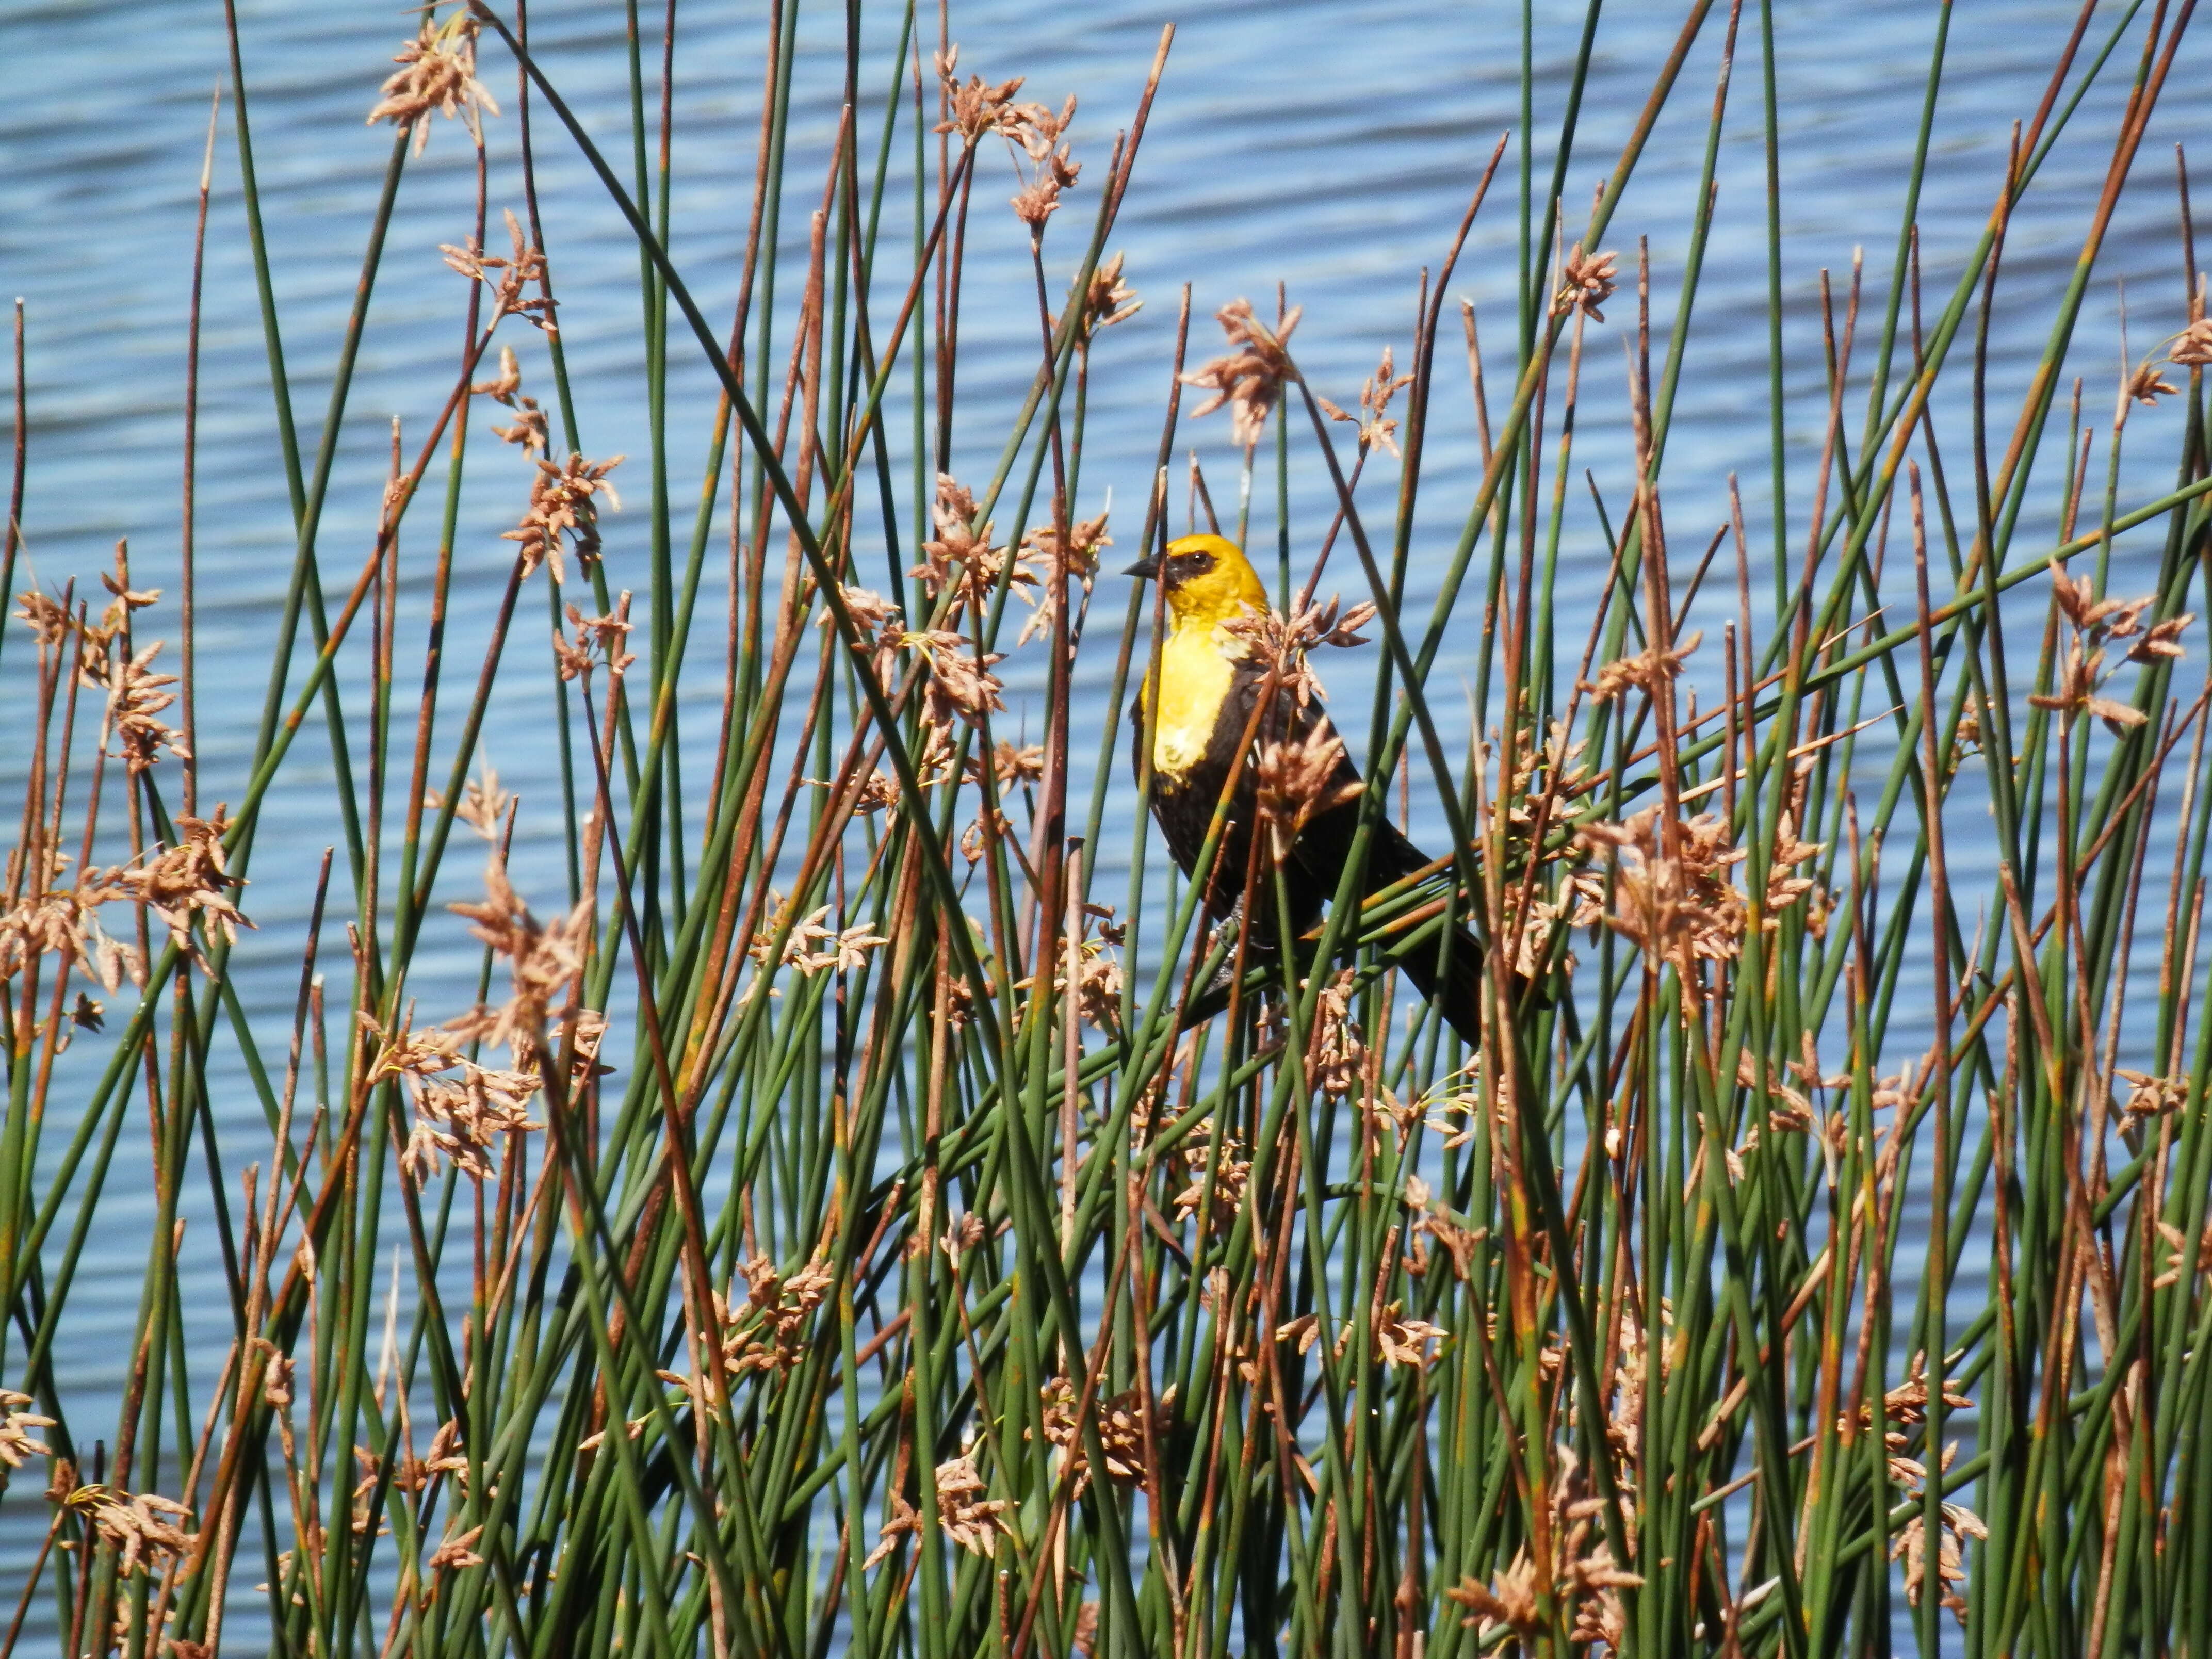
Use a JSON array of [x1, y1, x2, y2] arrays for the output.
[[1363, 820, 1488, 1051], [1394, 920, 1488, 1050], [1170, 818, 1495, 1046]]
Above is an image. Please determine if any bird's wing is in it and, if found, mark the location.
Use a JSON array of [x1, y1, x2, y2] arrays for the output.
[[1276, 696, 1450, 916]]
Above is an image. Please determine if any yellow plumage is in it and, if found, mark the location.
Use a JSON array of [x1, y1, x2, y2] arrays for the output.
[[1141, 534, 1266, 780], [1125, 532, 1486, 1045]]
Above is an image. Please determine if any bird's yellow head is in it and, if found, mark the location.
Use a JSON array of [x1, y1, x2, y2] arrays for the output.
[[1126, 533, 1271, 630]]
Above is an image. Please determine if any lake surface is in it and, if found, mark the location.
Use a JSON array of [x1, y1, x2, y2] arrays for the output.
[[2, 0, 2205, 1640]]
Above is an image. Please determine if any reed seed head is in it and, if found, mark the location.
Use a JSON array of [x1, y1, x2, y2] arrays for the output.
[[867, 1454, 1013, 1567], [1316, 345, 1414, 457], [0, 1392, 55, 1476], [2168, 311, 2212, 366], [1014, 511, 1109, 645], [64, 1485, 196, 1577], [479, 346, 551, 452], [426, 1524, 486, 1572], [1553, 245, 1619, 322], [1181, 298, 1302, 452], [914, 475, 1019, 613], [443, 857, 592, 1062], [426, 763, 513, 839], [1038, 1377, 1152, 1494], [1082, 252, 1142, 336], [503, 452, 623, 585], [117, 809, 250, 967], [554, 603, 636, 685], [368, 9, 499, 156], [900, 630, 1006, 728]]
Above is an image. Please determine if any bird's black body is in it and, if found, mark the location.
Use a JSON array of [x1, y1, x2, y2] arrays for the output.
[[1128, 535, 1486, 1046]]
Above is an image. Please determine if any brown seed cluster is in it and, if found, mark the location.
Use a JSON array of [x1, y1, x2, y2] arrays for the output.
[[1445, 1445, 1640, 1649], [2123, 357, 2178, 406], [442, 856, 594, 1063], [912, 475, 1020, 614], [1003, 97, 1080, 235], [442, 212, 555, 332], [365, 1011, 550, 1188], [969, 739, 1045, 789], [86, 640, 186, 776], [741, 893, 889, 1002], [1171, 1120, 1250, 1237], [1182, 298, 1302, 452], [1275, 1304, 1446, 1370], [1575, 806, 1820, 997], [1580, 632, 1700, 705], [476, 345, 550, 454], [1254, 730, 1362, 865], [1037, 1376, 1153, 1497], [2117, 1067, 2189, 1123], [1553, 245, 1620, 323], [553, 602, 637, 686], [2154, 1217, 2212, 1289], [426, 1523, 486, 1572], [930, 49, 1026, 142], [1857, 1368, 1985, 1627], [1081, 252, 1142, 338], [426, 764, 514, 841], [402, 1059, 541, 1188], [21, 566, 190, 777], [1013, 510, 1110, 646], [1227, 593, 1374, 700], [1315, 344, 1415, 458], [866, 1452, 1013, 1568], [64, 1484, 198, 1577], [503, 453, 624, 585], [2169, 308, 2212, 366], [1022, 902, 1125, 1031], [0, 860, 140, 995], [1307, 971, 1368, 1100], [0, 1390, 55, 1476], [367, 11, 500, 156], [2026, 566, 2190, 734], [903, 630, 1007, 731], [117, 810, 252, 967], [703, 1255, 837, 1378], [930, 48, 1082, 235]]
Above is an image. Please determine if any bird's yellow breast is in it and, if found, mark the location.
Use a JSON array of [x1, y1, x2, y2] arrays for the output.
[[1148, 624, 1241, 781]]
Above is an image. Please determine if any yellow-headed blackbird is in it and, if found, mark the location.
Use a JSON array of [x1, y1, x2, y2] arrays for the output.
[[1127, 532, 1484, 1045]]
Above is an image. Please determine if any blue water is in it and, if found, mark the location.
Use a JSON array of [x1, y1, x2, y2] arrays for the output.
[[1, 0, 2205, 1647]]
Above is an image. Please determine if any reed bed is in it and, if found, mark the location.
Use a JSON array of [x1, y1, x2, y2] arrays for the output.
[[2, 1, 2210, 1654]]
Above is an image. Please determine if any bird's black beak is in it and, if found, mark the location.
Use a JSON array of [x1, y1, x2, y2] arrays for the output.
[[1125, 556, 1160, 580]]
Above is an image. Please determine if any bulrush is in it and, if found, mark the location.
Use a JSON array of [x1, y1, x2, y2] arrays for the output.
[[1081, 251, 1142, 336], [476, 345, 549, 453], [0, 1392, 55, 1476], [366, 9, 498, 154], [1316, 344, 1414, 457], [1013, 509, 1109, 645], [64, 1486, 196, 1577], [117, 810, 250, 964], [866, 1453, 1013, 1568], [1037, 1376, 1152, 1495], [911, 473, 1019, 613], [1180, 297, 1302, 452], [1553, 243, 1620, 321], [18, 6, 2212, 1653], [503, 452, 623, 583], [442, 856, 592, 1061], [441, 211, 555, 331]]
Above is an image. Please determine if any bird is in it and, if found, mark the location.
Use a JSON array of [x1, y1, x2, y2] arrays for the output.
[[1126, 532, 1485, 1047]]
